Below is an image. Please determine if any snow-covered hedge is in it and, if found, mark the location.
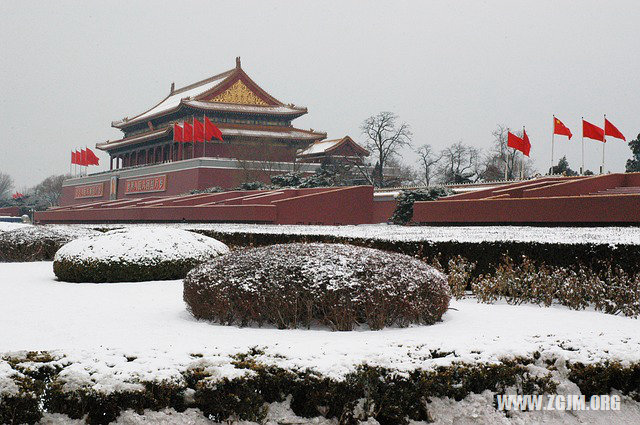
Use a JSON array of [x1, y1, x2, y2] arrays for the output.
[[2, 349, 640, 425], [189, 228, 640, 279], [0, 225, 99, 262], [468, 256, 640, 317], [184, 243, 450, 331], [53, 227, 229, 283]]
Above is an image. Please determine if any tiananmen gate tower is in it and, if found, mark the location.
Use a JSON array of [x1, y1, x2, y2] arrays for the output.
[[57, 57, 370, 207]]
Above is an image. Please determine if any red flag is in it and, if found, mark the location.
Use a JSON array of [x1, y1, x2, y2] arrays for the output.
[[173, 123, 184, 142], [553, 117, 572, 140], [522, 129, 531, 157], [193, 118, 205, 142], [507, 131, 524, 153], [86, 147, 100, 165], [204, 116, 223, 141], [583, 119, 605, 142], [75, 150, 81, 165], [71, 151, 76, 165], [183, 122, 194, 142], [80, 149, 88, 166], [604, 118, 625, 141]]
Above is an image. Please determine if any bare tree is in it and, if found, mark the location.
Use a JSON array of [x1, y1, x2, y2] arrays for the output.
[[438, 141, 482, 184], [0, 172, 13, 200], [33, 174, 68, 207], [360, 112, 412, 187], [489, 124, 524, 180], [384, 158, 418, 187], [415, 144, 442, 186]]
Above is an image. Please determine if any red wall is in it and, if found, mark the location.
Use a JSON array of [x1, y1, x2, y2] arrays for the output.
[[36, 186, 395, 225], [415, 194, 640, 224], [274, 186, 374, 225], [0, 206, 20, 217], [60, 167, 292, 206]]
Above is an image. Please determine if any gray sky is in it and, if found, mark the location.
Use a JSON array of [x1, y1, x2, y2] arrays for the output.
[[1, 0, 638, 189]]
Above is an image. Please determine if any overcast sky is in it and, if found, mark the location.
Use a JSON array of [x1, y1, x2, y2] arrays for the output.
[[1, 0, 638, 189]]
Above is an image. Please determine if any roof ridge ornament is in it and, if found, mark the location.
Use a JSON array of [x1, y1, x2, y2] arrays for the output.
[[170, 82, 175, 94], [236, 56, 241, 69]]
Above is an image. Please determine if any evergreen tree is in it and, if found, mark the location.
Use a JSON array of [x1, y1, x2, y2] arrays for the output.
[[550, 156, 578, 176], [626, 133, 640, 172]]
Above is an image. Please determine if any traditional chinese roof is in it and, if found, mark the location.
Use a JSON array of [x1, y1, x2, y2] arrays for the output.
[[297, 136, 369, 158], [112, 57, 307, 129], [96, 123, 326, 151]]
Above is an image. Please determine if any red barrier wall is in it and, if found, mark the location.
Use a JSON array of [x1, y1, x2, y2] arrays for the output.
[[0, 207, 20, 217], [414, 194, 640, 224], [36, 186, 394, 225], [274, 186, 374, 225], [522, 173, 626, 198], [372, 200, 396, 223]]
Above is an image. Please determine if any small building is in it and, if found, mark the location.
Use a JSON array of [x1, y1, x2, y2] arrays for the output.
[[296, 136, 369, 164]]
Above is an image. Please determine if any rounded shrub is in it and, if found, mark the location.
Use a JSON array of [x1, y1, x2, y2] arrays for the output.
[[53, 227, 229, 283], [184, 243, 450, 331], [0, 225, 99, 262]]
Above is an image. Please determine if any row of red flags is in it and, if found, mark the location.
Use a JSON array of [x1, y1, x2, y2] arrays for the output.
[[173, 117, 223, 143], [71, 147, 100, 166], [506, 117, 626, 157], [11, 192, 24, 199]]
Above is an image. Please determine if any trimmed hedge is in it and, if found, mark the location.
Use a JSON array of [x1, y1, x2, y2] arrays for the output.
[[53, 257, 211, 284], [53, 228, 228, 283], [184, 243, 450, 330], [187, 229, 640, 281], [0, 226, 99, 262], [2, 350, 639, 425]]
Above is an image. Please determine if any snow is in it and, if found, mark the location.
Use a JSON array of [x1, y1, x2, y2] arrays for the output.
[[0, 221, 29, 233], [68, 223, 640, 246], [121, 73, 231, 126], [1, 261, 640, 383], [298, 139, 342, 155], [219, 127, 322, 140], [0, 224, 98, 244], [34, 397, 640, 424], [186, 100, 303, 114], [54, 227, 229, 263]]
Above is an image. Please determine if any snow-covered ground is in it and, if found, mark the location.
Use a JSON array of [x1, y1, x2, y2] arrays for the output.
[[67, 223, 640, 246], [1, 262, 639, 379], [0, 221, 29, 233], [3, 261, 640, 423]]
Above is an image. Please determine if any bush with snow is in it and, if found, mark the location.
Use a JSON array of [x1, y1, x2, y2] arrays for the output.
[[53, 227, 229, 283], [0, 225, 99, 262], [184, 243, 450, 331]]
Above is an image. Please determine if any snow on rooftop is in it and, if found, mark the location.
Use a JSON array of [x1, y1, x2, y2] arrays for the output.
[[186, 100, 303, 114], [298, 139, 341, 155], [118, 72, 232, 126], [221, 127, 323, 139]]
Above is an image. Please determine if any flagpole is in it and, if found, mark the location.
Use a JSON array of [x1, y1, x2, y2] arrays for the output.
[[504, 149, 508, 181], [581, 117, 585, 175], [601, 114, 606, 174], [551, 115, 555, 175], [521, 126, 525, 180]]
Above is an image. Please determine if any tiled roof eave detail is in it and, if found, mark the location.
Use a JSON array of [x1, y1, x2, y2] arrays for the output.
[[97, 126, 326, 151]]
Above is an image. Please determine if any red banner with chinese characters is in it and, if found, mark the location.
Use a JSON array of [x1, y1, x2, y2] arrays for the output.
[[74, 183, 104, 199], [124, 175, 167, 194]]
